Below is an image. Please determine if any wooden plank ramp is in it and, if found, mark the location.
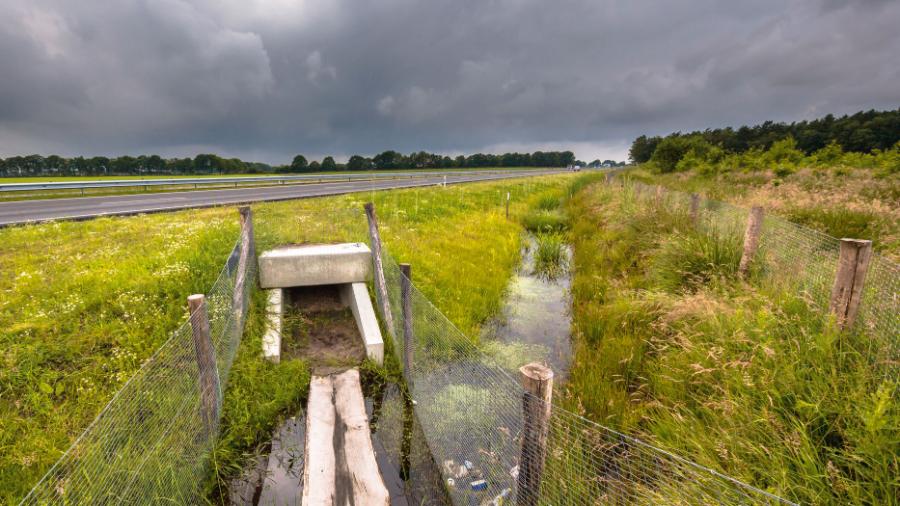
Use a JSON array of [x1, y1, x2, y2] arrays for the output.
[[302, 369, 390, 506]]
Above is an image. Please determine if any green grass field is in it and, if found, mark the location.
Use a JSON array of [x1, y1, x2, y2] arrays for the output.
[[0, 173, 577, 503]]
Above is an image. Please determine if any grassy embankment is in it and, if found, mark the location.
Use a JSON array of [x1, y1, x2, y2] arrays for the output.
[[634, 137, 900, 261], [0, 173, 577, 503], [562, 178, 897, 504]]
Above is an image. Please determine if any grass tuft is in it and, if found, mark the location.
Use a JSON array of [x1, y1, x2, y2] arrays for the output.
[[532, 233, 568, 278], [651, 226, 743, 292], [522, 209, 568, 233]]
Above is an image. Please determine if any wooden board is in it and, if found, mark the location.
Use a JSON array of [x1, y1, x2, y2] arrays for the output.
[[302, 375, 336, 506], [302, 369, 389, 506]]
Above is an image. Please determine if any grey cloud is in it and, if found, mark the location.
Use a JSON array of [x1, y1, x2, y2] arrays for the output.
[[0, 0, 898, 164]]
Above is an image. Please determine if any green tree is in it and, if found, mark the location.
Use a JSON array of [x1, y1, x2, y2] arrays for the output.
[[650, 136, 714, 173], [373, 150, 403, 170], [290, 155, 308, 172], [346, 155, 370, 171], [321, 156, 337, 171], [629, 135, 661, 163]]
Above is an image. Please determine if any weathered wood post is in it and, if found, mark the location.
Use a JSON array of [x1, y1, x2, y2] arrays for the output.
[[829, 239, 873, 330], [400, 263, 414, 387], [738, 206, 765, 278], [506, 191, 510, 219], [188, 294, 220, 435], [364, 203, 396, 336], [689, 193, 700, 225], [233, 206, 254, 320], [517, 363, 553, 506]]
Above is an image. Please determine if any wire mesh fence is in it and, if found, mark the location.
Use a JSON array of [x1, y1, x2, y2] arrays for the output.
[[628, 179, 898, 373], [375, 247, 794, 505], [20, 225, 255, 505]]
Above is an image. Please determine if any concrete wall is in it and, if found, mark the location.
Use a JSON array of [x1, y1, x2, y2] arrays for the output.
[[259, 243, 372, 289], [340, 282, 385, 365]]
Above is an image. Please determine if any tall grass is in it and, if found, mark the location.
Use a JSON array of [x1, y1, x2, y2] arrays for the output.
[[651, 226, 744, 291], [563, 180, 898, 505], [642, 164, 900, 261], [532, 233, 568, 278]]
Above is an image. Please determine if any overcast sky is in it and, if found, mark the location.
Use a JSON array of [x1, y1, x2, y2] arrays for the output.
[[1, 0, 898, 164]]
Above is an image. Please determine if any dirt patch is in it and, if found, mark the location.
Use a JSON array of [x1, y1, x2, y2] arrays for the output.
[[282, 285, 367, 372]]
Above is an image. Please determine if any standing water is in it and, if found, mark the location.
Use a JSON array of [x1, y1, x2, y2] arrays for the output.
[[483, 234, 573, 377]]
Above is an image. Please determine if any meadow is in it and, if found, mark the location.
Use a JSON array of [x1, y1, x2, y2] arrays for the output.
[[0, 173, 577, 503], [632, 139, 900, 261], [562, 177, 897, 505]]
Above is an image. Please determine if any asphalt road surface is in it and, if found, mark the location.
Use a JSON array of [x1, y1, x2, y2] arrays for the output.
[[0, 169, 567, 226]]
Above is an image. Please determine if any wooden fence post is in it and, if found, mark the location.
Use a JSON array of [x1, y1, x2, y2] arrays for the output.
[[364, 203, 396, 337], [517, 363, 553, 506], [506, 192, 510, 219], [188, 294, 220, 435], [689, 193, 700, 225], [605, 172, 613, 184], [233, 206, 254, 319], [738, 206, 764, 278], [829, 239, 873, 330], [400, 264, 414, 387]]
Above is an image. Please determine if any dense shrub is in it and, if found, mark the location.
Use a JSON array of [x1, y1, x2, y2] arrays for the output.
[[650, 136, 715, 173]]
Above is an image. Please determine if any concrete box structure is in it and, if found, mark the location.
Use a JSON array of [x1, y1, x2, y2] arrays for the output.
[[340, 282, 385, 365], [258, 243, 372, 289], [262, 289, 283, 363]]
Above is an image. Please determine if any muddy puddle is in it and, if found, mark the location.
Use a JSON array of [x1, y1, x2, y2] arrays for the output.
[[482, 235, 573, 377], [281, 285, 367, 371]]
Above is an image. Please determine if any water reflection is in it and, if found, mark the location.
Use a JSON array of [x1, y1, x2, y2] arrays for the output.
[[483, 235, 573, 378]]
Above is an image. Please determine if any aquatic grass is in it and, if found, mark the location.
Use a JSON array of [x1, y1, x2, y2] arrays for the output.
[[533, 233, 568, 278], [522, 209, 568, 233]]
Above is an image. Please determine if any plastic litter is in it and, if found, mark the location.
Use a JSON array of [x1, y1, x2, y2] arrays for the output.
[[470, 479, 487, 491], [443, 459, 456, 476], [447, 477, 455, 487], [490, 488, 512, 505], [464, 460, 474, 470]]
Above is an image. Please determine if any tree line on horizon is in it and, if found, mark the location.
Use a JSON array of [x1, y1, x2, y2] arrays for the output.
[[0, 149, 586, 178], [629, 108, 900, 165]]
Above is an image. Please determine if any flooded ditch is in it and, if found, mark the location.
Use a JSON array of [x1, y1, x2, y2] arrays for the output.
[[230, 233, 574, 505], [483, 234, 573, 378]]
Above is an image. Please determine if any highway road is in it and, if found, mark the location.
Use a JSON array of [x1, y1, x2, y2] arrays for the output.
[[0, 169, 567, 226]]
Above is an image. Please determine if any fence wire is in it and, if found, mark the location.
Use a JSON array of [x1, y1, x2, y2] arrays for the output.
[[20, 234, 255, 505], [376, 248, 793, 505], [629, 180, 898, 371]]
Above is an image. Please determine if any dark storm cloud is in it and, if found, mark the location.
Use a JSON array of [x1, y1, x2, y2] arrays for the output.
[[1, 0, 898, 163]]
